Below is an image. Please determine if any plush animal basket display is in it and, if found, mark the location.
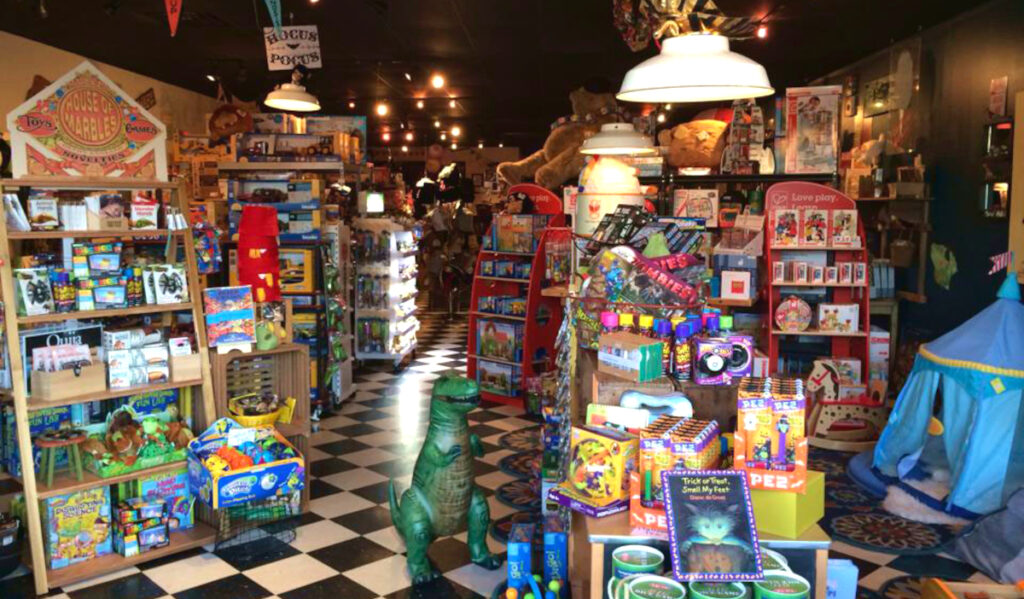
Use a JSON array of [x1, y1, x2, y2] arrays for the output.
[[227, 392, 294, 427]]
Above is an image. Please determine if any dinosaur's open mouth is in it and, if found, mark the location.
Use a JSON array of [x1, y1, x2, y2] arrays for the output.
[[448, 394, 480, 406]]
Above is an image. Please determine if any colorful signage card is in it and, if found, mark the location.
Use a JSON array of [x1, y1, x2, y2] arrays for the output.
[[6, 61, 168, 180], [661, 470, 763, 582]]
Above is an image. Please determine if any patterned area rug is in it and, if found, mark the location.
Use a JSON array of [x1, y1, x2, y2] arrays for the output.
[[495, 479, 541, 511], [498, 426, 542, 452], [489, 510, 541, 545], [824, 511, 956, 555], [498, 450, 539, 479], [878, 575, 923, 599]]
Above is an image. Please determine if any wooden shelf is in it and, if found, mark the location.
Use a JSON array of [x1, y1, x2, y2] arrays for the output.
[[7, 229, 186, 240], [469, 354, 546, 367], [707, 297, 758, 307], [773, 282, 867, 288], [541, 285, 569, 298], [43, 523, 216, 589], [470, 311, 526, 321], [770, 245, 864, 251], [0, 177, 179, 190], [25, 459, 189, 500], [18, 302, 193, 325], [772, 328, 867, 337], [854, 196, 931, 202], [218, 161, 346, 171], [27, 378, 204, 410], [477, 276, 530, 284], [480, 249, 536, 256]]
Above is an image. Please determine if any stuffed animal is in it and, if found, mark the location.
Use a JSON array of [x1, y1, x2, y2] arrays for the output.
[[496, 84, 622, 190], [658, 119, 729, 169]]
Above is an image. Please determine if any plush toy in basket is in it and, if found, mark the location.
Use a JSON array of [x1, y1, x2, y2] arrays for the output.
[[227, 392, 296, 426]]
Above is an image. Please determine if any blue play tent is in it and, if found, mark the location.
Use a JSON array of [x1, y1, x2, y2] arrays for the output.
[[873, 275, 1024, 517]]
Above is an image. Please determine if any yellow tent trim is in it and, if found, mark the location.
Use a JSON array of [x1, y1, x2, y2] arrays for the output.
[[919, 345, 1024, 378]]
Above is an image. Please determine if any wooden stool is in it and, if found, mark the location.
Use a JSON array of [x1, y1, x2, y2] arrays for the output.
[[34, 434, 86, 488]]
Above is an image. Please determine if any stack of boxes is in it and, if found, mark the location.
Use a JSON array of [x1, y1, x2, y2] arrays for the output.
[[103, 329, 169, 389], [113, 498, 170, 557]]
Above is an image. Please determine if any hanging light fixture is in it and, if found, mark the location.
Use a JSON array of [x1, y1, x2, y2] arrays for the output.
[[264, 67, 321, 112], [579, 123, 656, 156], [617, 32, 773, 103]]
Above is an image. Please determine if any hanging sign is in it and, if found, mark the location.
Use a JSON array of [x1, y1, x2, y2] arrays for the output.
[[263, 0, 283, 35], [5, 61, 168, 180], [165, 0, 183, 37], [264, 25, 322, 71]]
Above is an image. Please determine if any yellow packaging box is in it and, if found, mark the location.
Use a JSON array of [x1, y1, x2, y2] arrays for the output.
[[560, 426, 638, 507], [750, 470, 824, 538]]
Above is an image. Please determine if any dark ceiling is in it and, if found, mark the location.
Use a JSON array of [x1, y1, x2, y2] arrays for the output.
[[0, 0, 993, 152]]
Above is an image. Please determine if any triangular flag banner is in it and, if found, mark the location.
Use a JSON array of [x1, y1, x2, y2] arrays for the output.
[[989, 250, 1012, 275], [263, 0, 282, 35], [165, 0, 182, 37]]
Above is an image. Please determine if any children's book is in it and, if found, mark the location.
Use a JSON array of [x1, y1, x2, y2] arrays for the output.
[[772, 209, 800, 247], [831, 209, 859, 247], [203, 286, 256, 347], [800, 208, 829, 247]]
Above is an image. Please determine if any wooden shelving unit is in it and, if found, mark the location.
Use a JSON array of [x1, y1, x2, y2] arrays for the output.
[[764, 182, 871, 381], [25, 379, 204, 411], [0, 179, 217, 595]]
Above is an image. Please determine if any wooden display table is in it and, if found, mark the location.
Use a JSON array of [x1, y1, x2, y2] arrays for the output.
[[583, 512, 831, 599]]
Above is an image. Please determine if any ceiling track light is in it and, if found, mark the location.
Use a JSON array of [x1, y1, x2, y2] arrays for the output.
[[431, 73, 445, 89], [375, 101, 389, 117]]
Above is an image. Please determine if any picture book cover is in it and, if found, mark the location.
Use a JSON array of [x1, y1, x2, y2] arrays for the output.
[[662, 470, 763, 582], [831, 209, 859, 247], [771, 209, 800, 247], [203, 286, 256, 347], [800, 208, 829, 247]]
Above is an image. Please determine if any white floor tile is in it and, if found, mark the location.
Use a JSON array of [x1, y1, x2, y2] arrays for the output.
[[309, 491, 376, 518], [339, 402, 370, 415], [340, 448, 398, 467], [490, 405, 527, 416], [353, 430, 412, 447], [487, 417, 536, 431], [320, 467, 387, 490], [424, 349, 458, 357], [290, 519, 359, 552], [363, 525, 407, 553], [311, 430, 346, 446], [445, 561, 508, 596], [475, 470, 515, 490], [343, 554, 413, 595], [856, 566, 904, 591], [244, 553, 339, 594], [307, 446, 332, 462], [61, 566, 140, 592], [829, 541, 898, 566], [318, 415, 358, 429], [478, 448, 514, 466], [146, 553, 237, 594], [487, 496, 518, 520]]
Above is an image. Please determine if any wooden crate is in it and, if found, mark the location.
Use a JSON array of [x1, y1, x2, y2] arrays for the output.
[[210, 343, 311, 510]]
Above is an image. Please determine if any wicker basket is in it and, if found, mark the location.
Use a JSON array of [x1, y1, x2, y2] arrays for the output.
[[227, 394, 282, 427]]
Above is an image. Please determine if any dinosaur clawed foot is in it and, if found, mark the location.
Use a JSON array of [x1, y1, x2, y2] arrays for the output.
[[411, 567, 443, 585], [471, 552, 503, 570]]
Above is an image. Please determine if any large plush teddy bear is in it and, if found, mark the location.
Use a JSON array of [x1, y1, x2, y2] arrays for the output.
[[497, 85, 620, 190], [657, 119, 729, 170]]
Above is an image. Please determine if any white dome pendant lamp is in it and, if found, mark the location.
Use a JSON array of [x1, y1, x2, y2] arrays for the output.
[[264, 67, 321, 112], [617, 32, 773, 104]]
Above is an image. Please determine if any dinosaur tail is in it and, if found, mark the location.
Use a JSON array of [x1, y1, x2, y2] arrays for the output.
[[388, 479, 402, 531]]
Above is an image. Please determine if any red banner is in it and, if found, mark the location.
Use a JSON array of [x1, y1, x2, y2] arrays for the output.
[[165, 0, 182, 37]]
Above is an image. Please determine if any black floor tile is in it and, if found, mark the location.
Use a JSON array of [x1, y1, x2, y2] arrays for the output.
[[368, 458, 416, 478], [347, 409, 393, 422], [297, 511, 326, 526], [351, 480, 394, 504], [0, 573, 62, 599], [480, 442, 502, 455], [467, 424, 504, 438], [316, 439, 373, 456], [173, 573, 272, 599], [308, 537, 396, 572], [466, 410, 506, 423], [215, 535, 301, 570], [310, 457, 359, 478], [472, 460, 499, 477], [426, 537, 473, 573], [360, 396, 399, 408], [137, 546, 207, 570], [67, 573, 165, 599], [331, 423, 386, 437], [309, 478, 344, 500], [279, 574, 377, 599], [386, 577, 485, 598], [332, 506, 394, 534]]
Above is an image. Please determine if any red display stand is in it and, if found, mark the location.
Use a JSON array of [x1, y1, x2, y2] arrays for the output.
[[467, 185, 567, 406], [764, 182, 870, 382]]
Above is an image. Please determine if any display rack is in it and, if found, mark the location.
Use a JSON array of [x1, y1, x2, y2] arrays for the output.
[[322, 222, 355, 405], [209, 343, 311, 511], [353, 218, 419, 369], [467, 209, 567, 406], [764, 182, 871, 382], [0, 179, 217, 595]]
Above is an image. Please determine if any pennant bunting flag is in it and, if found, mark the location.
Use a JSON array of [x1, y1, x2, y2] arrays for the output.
[[263, 0, 283, 35], [165, 0, 182, 37], [989, 250, 1013, 275]]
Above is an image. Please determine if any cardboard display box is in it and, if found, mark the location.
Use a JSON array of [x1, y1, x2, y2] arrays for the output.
[[750, 470, 825, 538], [597, 332, 664, 383]]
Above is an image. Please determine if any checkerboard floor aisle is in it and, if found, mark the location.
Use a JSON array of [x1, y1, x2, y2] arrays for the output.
[[0, 311, 1000, 599]]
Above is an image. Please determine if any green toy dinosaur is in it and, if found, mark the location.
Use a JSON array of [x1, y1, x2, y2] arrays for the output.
[[388, 374, 503, 583]]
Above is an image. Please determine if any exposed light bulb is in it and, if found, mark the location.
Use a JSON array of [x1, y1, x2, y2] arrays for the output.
[[656, 113, 666, 123], [416, 100, 425, 109], [478, 142, 484, 149], [405, 132, 414, 142], [440, 132, 447, 141], [206, 74, 217, 82], [375, 102, 389, 117], [434, 120, 441, 128], [451, 143, 457, 150], [665, 103, 672, 110], [401, 145, 409, 153], [381, 132, 391, 142], [451, 125, 461, 138], [309, 0, 319, 4], [498, 142, 504, 148], [449, 99, 456, 108], [431, 73, 445, 89], [348, 101, 356, 109], [404, 72, 412, 81], [757, 24, 768, 39]]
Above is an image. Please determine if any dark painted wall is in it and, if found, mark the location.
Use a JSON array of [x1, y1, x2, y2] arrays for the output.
[[814, 0, 1024, 338]]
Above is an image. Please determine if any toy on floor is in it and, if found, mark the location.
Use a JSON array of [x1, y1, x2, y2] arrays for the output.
[[805, 359, 889, 449], [388, 374, 503, 584]]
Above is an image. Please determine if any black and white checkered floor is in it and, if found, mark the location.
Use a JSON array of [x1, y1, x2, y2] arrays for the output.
[[1, 313, 531, 599]]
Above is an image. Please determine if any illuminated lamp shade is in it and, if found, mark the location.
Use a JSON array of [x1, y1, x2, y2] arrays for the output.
[[264, 68, 321, 112], [361, 191, 385, 214], [574, 156, 644, 235], [580, 123, 656, 156], [617, 33, 773, 103]]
